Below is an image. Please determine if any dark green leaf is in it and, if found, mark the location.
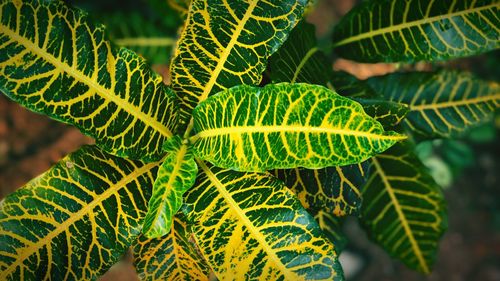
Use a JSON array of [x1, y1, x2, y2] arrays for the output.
[[274, 163, 368, 216], [361, 142, 447, 273], [313, 210, 348, 253], [332, 0, 500, 62], [367, 70, 500, 138]]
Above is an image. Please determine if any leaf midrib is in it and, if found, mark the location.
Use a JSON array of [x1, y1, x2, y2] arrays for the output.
[[371, 156, 429, 273], [332, 3, 497, 47], [114, 37, 177, 47], [193, 125, 405, 141], [0, 160, 159, 279], [409, 94, 500, 110], [198, 161, 298, 280], [1, 25, 173, 137]]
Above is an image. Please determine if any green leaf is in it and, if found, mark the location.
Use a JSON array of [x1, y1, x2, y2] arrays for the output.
[[142, 136, 198, 238], [361, 142, 447, 273], [170, 0, 307, 127], [273, 163, 368, 216], [0, 145, 157, 280], [332, 0, 500, 63], [192, 83, 405, 172], [183, 162, 343, 280], [269, 21, 332, 85], [331, 71, 377, 98], [0, 0, 178, 161], [313, 210, 348, 253], [354, 98, 410, 128], [367, 70, 500, 138], [133, 214, 210, 281], [92, 12, 179, 65]]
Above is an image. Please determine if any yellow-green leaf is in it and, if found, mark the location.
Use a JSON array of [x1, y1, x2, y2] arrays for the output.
[[361, 142, 447, 273], [332, 0, 500, 62], [170, 0, 307, 127], [143, 136, 198, 238], [354, 98, 410, 128], [273, 163, 368, 216], [183, 161, 343, 280], [367, 70, 500, 138], [192, 83, 405, 172], [0, 0, 178, 161], [133, 214, 209, 281], [0, 145, 158, 280]]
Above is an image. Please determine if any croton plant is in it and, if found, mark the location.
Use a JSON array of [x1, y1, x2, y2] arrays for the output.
[[0, 0, 498, 280]]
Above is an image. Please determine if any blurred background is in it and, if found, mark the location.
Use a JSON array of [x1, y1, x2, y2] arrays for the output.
[[0, 0, 498, 280]]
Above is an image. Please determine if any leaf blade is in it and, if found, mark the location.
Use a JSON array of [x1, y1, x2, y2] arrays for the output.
[[183, 162, 343, 280], [0, 0, 178, 161], [192, 83, 405, 172], [367, 70, 500, 138], [0, 146, 157, 280], [133, 214, 209, 281], [142, 137, 198, 238], [360, 142, 447, 273], [332, 0, 500, 62], [170, 0, 307, 126]]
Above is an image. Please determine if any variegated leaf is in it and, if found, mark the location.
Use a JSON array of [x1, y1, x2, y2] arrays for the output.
[[192, 83, 405, 172], [361, 142, 447, 273], [170, 0, 307, 127], [313, 210, 348, 253], [332, 0, 500, 62], [273, 163, 368, 216], [183, 162, 343, 280], [367, 70, 500, 138], [143, 136, 198, 238], [0, 0, 178, 161], [0, 145, 157, 280], [133, 214, 209, 281]]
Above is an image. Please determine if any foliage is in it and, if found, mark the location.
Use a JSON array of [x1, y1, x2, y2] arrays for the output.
[[0, 0, 498, 280]]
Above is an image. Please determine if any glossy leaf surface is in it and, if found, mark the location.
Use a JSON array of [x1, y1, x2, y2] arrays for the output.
[[367, 70, 500, 138], [354, 98, 410, 128], [274, 163, 368, 216], [143, 136, 198, 238], [170, 0, 307, 126], [184, 162, 343, 280], [133, 214, 209, 281], [0, 146, 157, 280], [361, 142, 447, 273], [0, 0, 178, 161], [332, 0, 500, 62], [192, 83, 405, 172]]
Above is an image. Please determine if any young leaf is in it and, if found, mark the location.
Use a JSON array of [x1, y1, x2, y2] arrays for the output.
[[0, 145, 157, 280], [367, 70, 500, 138], [183, 162, 344, 280], [142, 136, 198, 238], [313, 210, 348, 253], [273, 163, 368, 216], [133, 214, 209, 281], [269, 21, 332, 85], [192, 83, 405, 172], [332, 0, 500, 62], [361, 142, 447, 274], [0, 0, 178, 161], [170, 0, 308, 126]]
